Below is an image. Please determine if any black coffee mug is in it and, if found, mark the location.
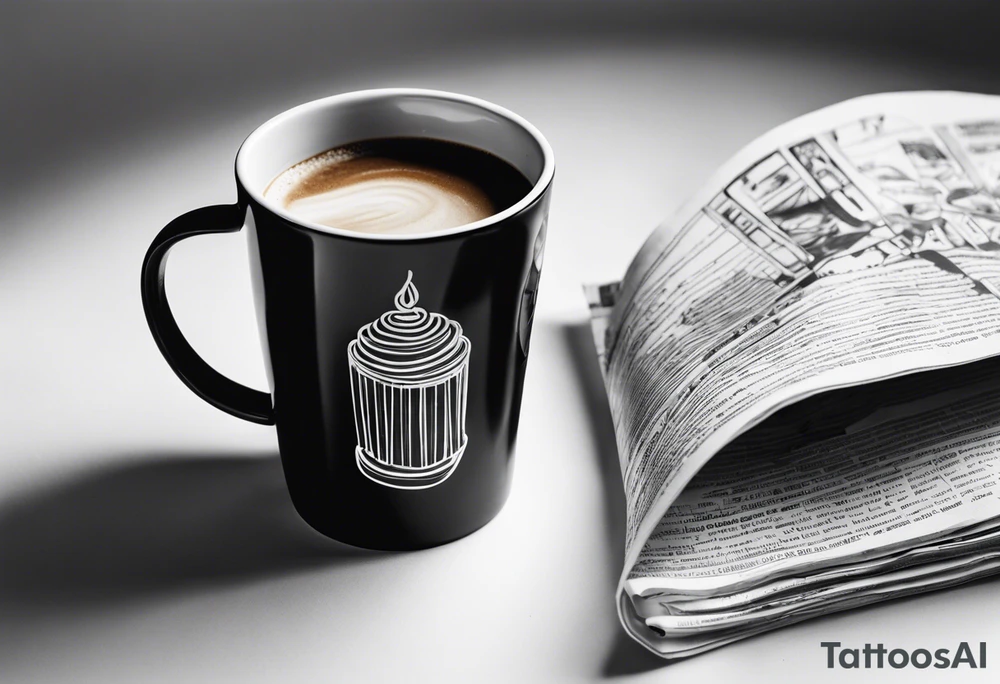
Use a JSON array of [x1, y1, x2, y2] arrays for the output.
[[141, 89, 554, 550]]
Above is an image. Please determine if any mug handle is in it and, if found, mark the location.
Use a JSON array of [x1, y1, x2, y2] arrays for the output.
[[140, 204, 275, 425]]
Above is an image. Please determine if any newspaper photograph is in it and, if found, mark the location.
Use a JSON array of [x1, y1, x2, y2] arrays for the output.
[[586, 92, 1000, 658]]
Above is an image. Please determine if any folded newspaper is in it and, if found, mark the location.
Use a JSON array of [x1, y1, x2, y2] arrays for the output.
[[585, 91, 1000, 658]]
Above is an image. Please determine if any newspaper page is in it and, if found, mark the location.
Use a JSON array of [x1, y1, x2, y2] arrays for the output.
[[586, 92, 1000, 657]]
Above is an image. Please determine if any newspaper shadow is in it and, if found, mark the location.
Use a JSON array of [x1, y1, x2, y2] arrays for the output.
[[0, 450, 377, 648], [562, 322, 667, 676]]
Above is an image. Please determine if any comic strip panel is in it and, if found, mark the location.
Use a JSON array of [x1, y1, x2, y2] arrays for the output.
[[832, 115, 1000, 252], [725, 145, 893, 277]]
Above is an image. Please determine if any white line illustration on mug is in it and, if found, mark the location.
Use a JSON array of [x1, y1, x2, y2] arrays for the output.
[[347, 271, 471, 490]]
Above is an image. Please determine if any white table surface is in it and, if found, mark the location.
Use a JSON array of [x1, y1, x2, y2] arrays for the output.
[[2, 2, 999, 681]]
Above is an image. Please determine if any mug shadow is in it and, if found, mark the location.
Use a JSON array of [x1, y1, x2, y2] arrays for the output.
[[0, 450, 376, 624], [560, 322, 667, 677]]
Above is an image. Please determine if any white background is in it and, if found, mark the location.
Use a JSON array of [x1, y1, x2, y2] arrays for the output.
[[2, 1, 998, 681]]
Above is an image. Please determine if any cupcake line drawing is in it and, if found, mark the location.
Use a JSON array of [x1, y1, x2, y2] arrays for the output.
[[347, 271, 471, 490]]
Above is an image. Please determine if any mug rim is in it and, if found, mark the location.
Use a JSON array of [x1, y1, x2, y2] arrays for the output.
[[235, 88, 555, 242]]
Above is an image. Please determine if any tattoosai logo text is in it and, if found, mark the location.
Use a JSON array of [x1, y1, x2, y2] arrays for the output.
[[822, 642, 986, 669]]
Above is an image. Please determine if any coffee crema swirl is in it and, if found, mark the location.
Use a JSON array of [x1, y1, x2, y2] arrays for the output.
[[349, 272, 470, 385], [265, 145, 496, 235]]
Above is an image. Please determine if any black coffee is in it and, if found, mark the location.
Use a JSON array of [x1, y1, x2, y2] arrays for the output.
[[265, 138, 532, 235]]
